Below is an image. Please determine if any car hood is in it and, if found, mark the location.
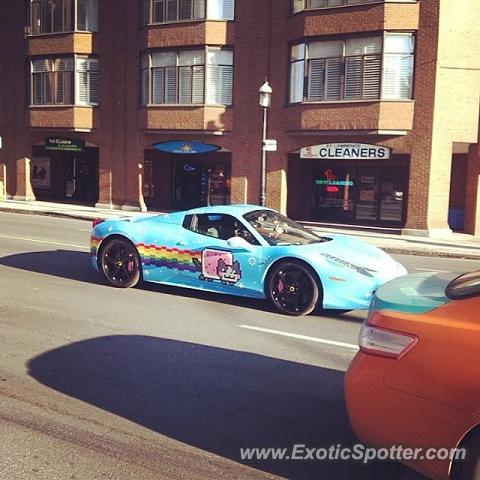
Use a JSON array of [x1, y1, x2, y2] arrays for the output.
[[315, 234, 402, 271], [370, 271, 456, 314], [288, 234, 406, 282]]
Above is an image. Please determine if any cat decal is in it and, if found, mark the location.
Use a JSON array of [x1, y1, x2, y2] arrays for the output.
[[192, 248, 242, 285]]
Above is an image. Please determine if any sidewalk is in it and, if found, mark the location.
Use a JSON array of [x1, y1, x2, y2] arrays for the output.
[[1, 199, 480, 259]]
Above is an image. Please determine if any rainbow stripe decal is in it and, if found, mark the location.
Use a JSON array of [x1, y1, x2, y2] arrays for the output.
[[91, 236, 102, 256], [136, 243, 201, 273]]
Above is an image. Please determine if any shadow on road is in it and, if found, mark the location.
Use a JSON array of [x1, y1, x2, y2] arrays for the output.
[[0, 249, 99, 284], [27, 335, 409, 480], [0, 249, 363, 320]]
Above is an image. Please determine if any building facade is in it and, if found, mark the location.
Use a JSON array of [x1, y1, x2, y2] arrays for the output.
[[1, 0, 480, 236]]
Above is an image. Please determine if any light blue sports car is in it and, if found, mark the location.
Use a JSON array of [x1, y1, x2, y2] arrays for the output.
[[90, 205, 407, 316]]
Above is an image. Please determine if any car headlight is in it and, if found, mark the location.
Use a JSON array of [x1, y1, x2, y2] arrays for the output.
[[320, 253, 375, 278]]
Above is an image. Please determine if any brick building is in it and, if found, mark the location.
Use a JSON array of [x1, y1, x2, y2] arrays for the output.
[[1, 0, 480, 236]]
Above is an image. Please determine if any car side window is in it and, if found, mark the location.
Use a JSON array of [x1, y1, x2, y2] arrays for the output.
[[186, 214, 260, 245]]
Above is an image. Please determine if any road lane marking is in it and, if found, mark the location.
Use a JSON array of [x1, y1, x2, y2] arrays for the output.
[[238, 324, 359, 350], [0, 234, 88, 251], [413, 268, 449, 273]]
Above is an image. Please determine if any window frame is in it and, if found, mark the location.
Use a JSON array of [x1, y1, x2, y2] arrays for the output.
[[288, 32, 415, 104], [290, 0, 417, 15], [75, 56, 100, 106], [141, 46, 234, 107], [141, 0, 235, 25], [27, 0, 99, 35], [183, 213, 261, 245], [30, 55, 99, 107]]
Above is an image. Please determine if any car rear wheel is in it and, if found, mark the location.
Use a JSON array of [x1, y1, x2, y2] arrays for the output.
[[267, 261, 319, 316], [458, 435, 480, 480], [100, 238, 142, 288]]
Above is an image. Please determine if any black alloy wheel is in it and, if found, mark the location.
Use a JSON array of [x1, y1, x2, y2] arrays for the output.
[[100, 238, 142, 288], [267, 261, 319, 316]]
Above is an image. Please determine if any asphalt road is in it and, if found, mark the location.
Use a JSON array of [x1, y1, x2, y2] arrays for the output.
[[1, 212, 478, 480]]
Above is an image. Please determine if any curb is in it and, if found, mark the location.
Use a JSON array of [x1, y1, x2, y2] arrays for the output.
[[2, 206, 480, 260], [0, 207, 97, 222]]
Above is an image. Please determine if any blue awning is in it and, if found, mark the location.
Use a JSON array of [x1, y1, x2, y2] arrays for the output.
[[153, 141, 220, 155]]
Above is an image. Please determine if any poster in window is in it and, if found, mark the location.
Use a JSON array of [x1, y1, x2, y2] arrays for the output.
[[359, 189, 376, 202], [31, 158, 51, 189]]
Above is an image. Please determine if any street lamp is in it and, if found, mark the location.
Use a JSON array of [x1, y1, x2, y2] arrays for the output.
[[259, 81, 272, 207]]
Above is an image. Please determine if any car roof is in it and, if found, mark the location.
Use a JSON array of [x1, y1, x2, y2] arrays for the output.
[[185, 204, 276, 216]]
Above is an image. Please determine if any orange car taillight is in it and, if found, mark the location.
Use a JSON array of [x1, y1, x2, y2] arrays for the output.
[[359, 324, 418, 359]]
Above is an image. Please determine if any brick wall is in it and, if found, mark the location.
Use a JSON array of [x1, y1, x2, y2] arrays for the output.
[[1, 0, 480, 234]]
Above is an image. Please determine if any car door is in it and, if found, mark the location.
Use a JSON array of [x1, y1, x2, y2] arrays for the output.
[[138, 215, 187, 285], [176, 213, 265, 298]]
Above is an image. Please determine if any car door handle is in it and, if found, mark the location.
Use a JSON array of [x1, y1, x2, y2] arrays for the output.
[[176, 241, 187, 246]]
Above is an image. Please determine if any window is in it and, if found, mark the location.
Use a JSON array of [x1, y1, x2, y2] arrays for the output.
[[28, 0, 98, 34], [141, 0, 234, 24], [185, 214, 259, 244], [206, 48, 233, 105], [291, 0, 415, 13], [31, 56, 99, 106], [382, 34, 415, 99], [141, 47, 233, 106], [76, 57, 99, 105], [289, 34, 414, 103], [77, 0, 99, 31], [244, 210, 329, 246]]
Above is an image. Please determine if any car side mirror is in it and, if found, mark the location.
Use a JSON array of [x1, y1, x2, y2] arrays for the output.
[[227, 236, 253, 252]]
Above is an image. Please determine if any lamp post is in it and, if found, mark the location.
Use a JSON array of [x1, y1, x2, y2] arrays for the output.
[[258, 81, 272, 207]]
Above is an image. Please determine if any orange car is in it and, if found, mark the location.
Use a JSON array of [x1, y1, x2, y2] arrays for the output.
[[345, 270, 480, 480]]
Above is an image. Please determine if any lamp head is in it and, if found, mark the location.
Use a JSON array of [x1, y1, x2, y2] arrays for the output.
[[259, 81, 272, 108]]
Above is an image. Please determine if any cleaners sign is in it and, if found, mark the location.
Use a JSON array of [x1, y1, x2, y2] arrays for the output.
[[300, 143, 390, 160]]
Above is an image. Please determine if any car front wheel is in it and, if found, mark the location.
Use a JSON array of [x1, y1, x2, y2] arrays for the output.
[[100, 238, 142, 288], [267, 261, 319, 316]]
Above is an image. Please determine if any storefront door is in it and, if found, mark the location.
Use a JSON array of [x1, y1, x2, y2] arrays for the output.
[[312, 166, 356, 223], [64, 157, 98, 203], [355, 169, 379, 222], [172, 160, 229, 209], [311, 164, 407, 226]]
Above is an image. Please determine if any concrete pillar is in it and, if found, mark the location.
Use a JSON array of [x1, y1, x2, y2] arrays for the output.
[[122, 140, 147, 212], [96, 169, 121, 210], [120, 161, 147, 212], [266, 152, 288, 215], [13, 158, 35, 202], [464, 143, 480, 236], [0, 163, 6, 200], [403, 137, 453, 237], [231, 175, 248, 205]]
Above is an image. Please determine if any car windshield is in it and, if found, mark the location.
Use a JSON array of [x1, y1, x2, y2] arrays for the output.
[[243, 210, 330, 246], [445, 269, 480, 300]]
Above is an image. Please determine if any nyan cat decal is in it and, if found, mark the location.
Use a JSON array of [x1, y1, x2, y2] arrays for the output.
[[192, 248, 242, 285]]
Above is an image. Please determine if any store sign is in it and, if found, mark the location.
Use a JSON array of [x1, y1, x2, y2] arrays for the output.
[[315, 179, 354, 186], [153, 141, 220, 155], [262, 139, 277, 152], [45, 137, 84, 152], [300, 143, 391, 160]]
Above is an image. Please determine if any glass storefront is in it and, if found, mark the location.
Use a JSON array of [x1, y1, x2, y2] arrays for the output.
[[172, 160, 230, 208], [289, 154, 408, 227], [143, 148, 231, 210], [31, 144, 99, 204]]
